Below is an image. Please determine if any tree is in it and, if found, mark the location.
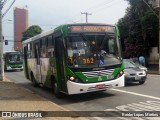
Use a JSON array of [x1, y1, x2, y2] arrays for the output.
[[117, 0, 158, 59], [22, 25, 42, 41]]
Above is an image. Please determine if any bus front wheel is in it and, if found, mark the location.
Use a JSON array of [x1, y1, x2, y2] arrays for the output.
[[52, 81, 63, 98]]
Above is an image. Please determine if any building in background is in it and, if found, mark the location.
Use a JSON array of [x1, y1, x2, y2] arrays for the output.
[[14, 7, 28, 51]]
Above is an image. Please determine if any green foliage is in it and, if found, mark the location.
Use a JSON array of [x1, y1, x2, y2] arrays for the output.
[[118, 0, 158, 58], [140, 10, 158, 32], [22, 25, 42, 41]]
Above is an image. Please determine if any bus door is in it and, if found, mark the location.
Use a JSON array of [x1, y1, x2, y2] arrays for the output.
[[34, 42, 42, 83], [55, 36, 66, 91], [24, 46, 29, 79]]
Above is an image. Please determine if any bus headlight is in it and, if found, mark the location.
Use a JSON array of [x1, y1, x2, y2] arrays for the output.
[[67, 75, 81, 83], [120, 70, 124, 75], [116, 70, 124, 78], [70, 76, 75, 81]]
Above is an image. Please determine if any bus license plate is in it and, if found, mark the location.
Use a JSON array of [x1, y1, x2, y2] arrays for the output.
[[96, 84, 106, 89]]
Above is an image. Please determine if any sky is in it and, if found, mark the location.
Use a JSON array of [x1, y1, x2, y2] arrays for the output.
[[2, 0, 129, 51]]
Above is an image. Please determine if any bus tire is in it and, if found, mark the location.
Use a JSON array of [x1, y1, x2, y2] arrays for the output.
[[4, 65, 7, 72], [31, 73, 38, 87], [51, 80, 63, 98]]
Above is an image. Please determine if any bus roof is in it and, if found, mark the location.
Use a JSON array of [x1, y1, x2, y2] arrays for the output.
[[3, 51, 22, 54], [22, 23, 116, 45], [22, 29, 55, 45]]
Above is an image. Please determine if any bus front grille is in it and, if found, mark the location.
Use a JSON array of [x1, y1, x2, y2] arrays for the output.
[[82, 69, 114, 78]]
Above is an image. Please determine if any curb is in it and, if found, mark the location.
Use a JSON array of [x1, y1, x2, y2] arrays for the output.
[[148, 72, 160, 75], [3, 76, 13, 82]]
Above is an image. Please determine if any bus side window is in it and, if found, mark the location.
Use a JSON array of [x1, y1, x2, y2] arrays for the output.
[[52, 35, 54, 46], [55, 37, 64, 57], [34, 41, 41, 64], [30, 43, 33, 58], [40, 38, 46, 58], [47, 36, 53, 57], [48, 36, 52, 47], [46, 37, 48, 47], [52, 35, 55, 57], [27, 43, 31, 58]]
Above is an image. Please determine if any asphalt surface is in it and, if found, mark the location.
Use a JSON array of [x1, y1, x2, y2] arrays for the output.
[[2, 71, 160, 120]]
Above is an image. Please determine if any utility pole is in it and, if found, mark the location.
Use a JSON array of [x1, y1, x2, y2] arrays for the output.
[[155, 0, 160, 73], [149, 0, 160, 73], [81, 12, 92, 23], [159, 8, 160, 73], [0, 0, 4, 81]]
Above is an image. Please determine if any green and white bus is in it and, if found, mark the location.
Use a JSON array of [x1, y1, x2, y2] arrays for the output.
[[3, 51, 23, 71], [23, 23, 124, 97]]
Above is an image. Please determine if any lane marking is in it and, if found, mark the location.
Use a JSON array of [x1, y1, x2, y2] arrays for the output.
[[112, 89, 160, 100]]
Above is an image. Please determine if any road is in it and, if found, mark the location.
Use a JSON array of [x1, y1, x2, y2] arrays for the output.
[[5, 71, 160, 120]]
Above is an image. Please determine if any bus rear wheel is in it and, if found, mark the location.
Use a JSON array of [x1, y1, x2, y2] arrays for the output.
[[4, 65, 7, 72], [31, 73, 38, 87]]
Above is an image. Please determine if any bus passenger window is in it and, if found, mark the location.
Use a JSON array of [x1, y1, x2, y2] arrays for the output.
[[46, 37, 48, 47], [52, 35, 54, 46]]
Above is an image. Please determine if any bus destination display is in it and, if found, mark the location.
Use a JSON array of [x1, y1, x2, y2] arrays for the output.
[[69, 25, 115, 33]]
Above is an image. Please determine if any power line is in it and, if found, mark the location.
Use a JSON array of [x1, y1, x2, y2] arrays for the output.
[[142, 0, 158, 18], [2, 0, 8, 6], [2, 0, 16, 18], [91, 0, 124, 14], [84, 0, 114, 12], [64, 0, 118, 23], [80, 0, 125, 23]]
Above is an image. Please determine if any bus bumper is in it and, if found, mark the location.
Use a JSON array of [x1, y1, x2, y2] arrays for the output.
[[67, 74, 124, 95], [6, 66, 23, 71]]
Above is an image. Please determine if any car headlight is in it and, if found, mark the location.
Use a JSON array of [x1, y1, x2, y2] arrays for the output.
[[143, 70, 146, 75], [124, 72, 129, 76]]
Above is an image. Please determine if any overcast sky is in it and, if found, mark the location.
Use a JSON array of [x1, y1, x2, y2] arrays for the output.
[[2, 0, 129, 51]]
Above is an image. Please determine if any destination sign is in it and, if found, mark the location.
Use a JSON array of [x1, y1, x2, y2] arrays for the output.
[[69, 25, 115, 33]]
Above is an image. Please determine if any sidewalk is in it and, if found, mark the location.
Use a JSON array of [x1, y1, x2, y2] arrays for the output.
[[147, 64, 160, 75], [0, 78, 89, 120]]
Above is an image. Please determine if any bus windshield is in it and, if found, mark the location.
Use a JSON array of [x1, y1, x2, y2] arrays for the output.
[[67, 33, 121, 68], [7, 52, 23, 63]]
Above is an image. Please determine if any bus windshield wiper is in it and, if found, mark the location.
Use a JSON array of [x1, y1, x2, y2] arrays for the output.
[[80, 33, 88, 41], [100, 33, 108, 49]]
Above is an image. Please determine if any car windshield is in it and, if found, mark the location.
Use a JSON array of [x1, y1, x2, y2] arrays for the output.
[[67, 33, 121, 68], [124, 61, 137, 69]]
